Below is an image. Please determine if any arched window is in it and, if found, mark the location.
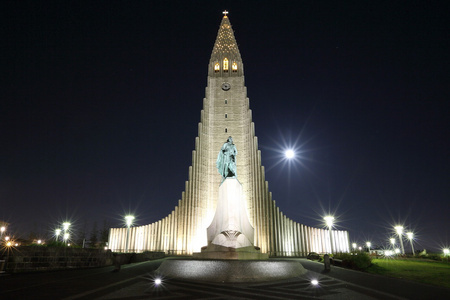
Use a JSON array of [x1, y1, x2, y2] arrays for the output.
[[214, 63, 220, 72], [223, 58, 229, 72], [232, 62, 238, 72]]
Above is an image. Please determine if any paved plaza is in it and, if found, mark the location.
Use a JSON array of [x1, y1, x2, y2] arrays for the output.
[[1, 258, 449, 299]]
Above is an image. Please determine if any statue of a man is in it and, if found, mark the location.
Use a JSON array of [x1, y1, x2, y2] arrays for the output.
[[217, 136, 237, 179]]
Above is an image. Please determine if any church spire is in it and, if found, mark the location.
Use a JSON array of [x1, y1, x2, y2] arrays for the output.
[[209, 12, 243, 76]]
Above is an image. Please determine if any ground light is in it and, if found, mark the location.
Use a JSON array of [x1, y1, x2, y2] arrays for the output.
[[366, 242, 371, 253], [352, 243, 357, 251], [311, 279, 319, 286], [154, 278, 162, 286]]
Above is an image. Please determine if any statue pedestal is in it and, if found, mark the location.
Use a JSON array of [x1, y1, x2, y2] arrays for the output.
[[194, 178, 268, 260]]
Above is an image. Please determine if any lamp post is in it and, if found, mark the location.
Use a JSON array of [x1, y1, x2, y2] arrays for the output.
[[0, 226, 5, 237], [390, 238, 396, 249], [366, 242, 371, 254], [125, 215, 135, 253], [62, 222, 70, 246], [406, 232, 414, 256], [55, 229, 61, 242], [352, 243, 357, 251], [394, 226, 405, 254], [63, 233, 70, 245], [443, 248, 449, 263], [324, 216, 334, 254]]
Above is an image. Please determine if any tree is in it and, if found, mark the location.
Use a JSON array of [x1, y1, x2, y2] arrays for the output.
[[90, 221, 98, 248]]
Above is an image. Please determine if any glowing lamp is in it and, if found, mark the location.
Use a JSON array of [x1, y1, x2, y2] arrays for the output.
[[125, 215, 135, 227], [285, 149, 295, 159], [324, 216, 334, 228], [394, 226, 403, 235], [63, 222, 71, 231]]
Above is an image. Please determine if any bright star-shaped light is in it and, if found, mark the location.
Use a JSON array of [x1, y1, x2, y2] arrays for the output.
[[154, 278, 162, 285], [311, 279, 319, 286], [285, 149, 295, 159]]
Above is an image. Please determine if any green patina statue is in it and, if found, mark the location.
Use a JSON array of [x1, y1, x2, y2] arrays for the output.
[[217, 136, 237, 179]]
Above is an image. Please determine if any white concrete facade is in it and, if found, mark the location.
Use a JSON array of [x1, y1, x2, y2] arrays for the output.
[[109, 15, 350, 256]]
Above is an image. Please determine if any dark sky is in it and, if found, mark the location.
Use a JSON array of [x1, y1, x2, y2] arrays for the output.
[[2, 1, 449, 252]]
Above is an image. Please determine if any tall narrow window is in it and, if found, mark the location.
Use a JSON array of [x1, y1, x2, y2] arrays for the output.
[[225, 99, 228, 104], [225, 113, 228, 118], [214, 63, 220, 72], [232, 62, 238, 72], [225, 128, 228, 133], [223, 58, 229, 72]]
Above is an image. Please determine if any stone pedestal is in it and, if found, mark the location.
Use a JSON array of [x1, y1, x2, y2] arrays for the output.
[[194, 178, 267, 260]]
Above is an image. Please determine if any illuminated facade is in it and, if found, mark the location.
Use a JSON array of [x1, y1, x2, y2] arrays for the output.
[[108, 14, 350, 256]]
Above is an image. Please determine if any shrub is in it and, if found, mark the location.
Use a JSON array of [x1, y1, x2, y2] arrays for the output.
[[334, 252, 372, 270]]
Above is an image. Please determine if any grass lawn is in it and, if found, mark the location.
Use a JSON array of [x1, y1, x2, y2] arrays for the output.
[[368, 258, 450, 288]]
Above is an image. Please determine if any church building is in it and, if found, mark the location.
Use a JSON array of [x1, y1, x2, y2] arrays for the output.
[[108, 12, 350, 256]]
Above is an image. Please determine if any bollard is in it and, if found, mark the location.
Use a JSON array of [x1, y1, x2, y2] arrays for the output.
[[324, 254, 331, 271]]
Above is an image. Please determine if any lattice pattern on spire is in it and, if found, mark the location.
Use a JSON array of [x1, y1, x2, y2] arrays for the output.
[[210, 16, 242, 65]]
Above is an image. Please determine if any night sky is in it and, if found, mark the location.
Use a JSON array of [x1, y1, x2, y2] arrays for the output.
[[2, 1, 449, 252]]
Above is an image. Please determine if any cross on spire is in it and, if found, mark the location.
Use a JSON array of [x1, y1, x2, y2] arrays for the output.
[[223, 10, 229, 16]]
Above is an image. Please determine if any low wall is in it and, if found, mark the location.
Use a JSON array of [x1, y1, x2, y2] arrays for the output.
[[1, 247, 113, 273], [0, 247, 165, 273]]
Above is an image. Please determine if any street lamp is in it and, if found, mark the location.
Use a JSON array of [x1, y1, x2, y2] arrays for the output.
[[390, 238, 396, 249], [324, 216, 335, 254], [63, 233, 70, 245], [0, 226, 5, 237], [125, 215, 135, 253], [352, 243, 357, 251], [285, 149, 295, 159], [406, 232, 414, 256], [55, 229, 61, 242], [63, 222, 71, 231], [394, 226, 405, 254], [366, 242, 371, 254], [444, 248, 449, 256]]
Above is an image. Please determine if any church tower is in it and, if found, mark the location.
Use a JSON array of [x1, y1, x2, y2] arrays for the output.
[[108, 12, 350, 256]]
